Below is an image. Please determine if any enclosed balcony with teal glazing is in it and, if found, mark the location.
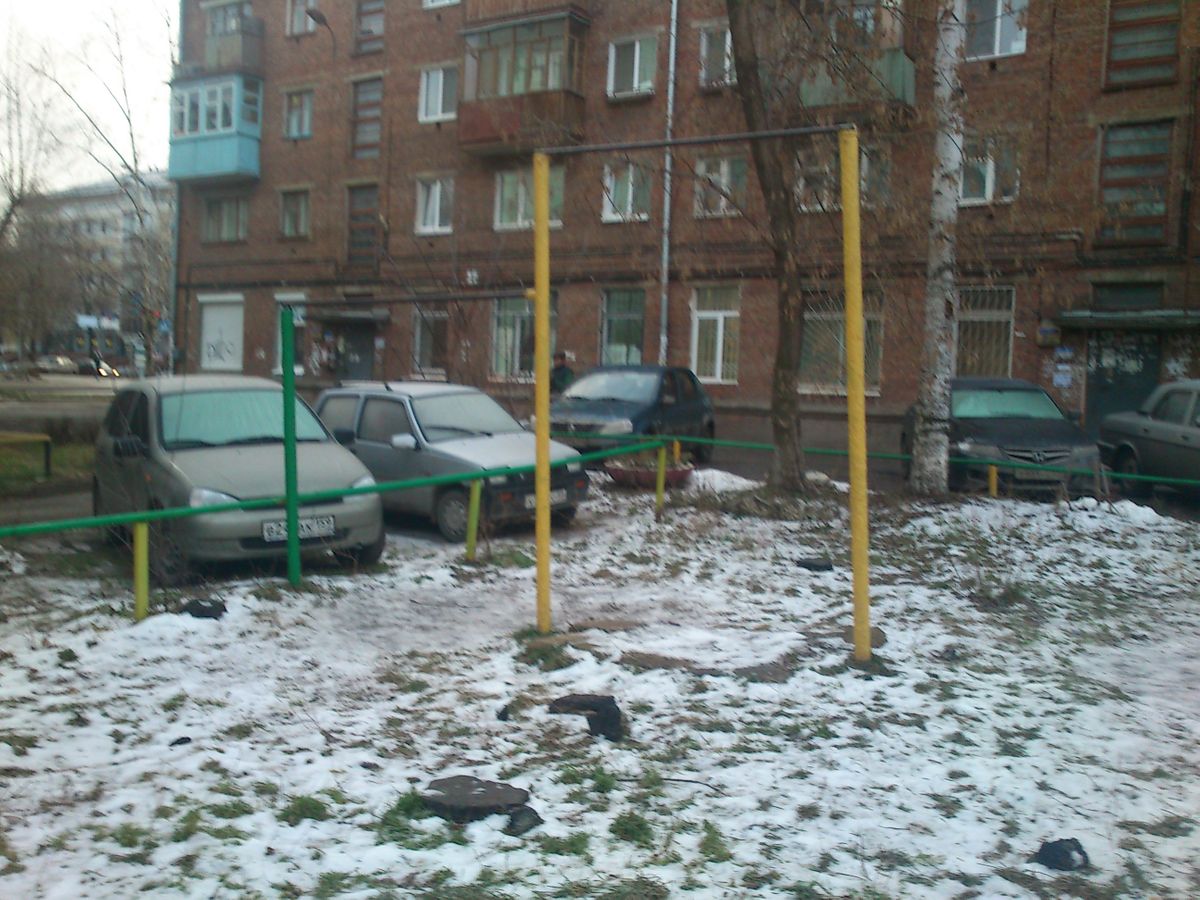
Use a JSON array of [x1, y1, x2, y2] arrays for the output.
[[168, 74, 262, 183]]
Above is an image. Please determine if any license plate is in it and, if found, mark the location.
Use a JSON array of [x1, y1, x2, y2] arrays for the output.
[[262, 515, 335, 542], [524, 488, 567, 509]]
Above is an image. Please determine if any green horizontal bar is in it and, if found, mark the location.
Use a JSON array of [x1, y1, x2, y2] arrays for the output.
[[0, 439, 666, 542]]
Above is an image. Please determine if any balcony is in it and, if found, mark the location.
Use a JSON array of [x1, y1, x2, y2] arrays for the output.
[[798, 47, 915, 108], [169, 133, 259, 183], [459, 91, 585, 155], [168, 74, 262, 184], [204, 17, 264, 74], [465, 0, 590, 26]]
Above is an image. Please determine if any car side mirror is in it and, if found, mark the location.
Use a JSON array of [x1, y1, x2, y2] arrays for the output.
[[113, 435, 146, 458], [332, 428, 355, 446], [390, 433, 418, 450], [1066, 410, 1082, 423]]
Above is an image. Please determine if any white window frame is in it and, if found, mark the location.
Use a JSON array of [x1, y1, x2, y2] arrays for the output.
[[959, 136, 1018, 206], [202, 196, 249, 243], [415, 176, 454, 235], [601, 163, 651, 223], [965, 0, 1028, 61], [798, 295, 885, 396], [418, 65, 458, 123], [795, 146, 878, 213], [955, 285, 1015, 377], [411, 306, 449, 379], [492, 296, 557, 380], [423, 0, 459, 7], [283, 89, 313, 139], [287, 0, 317, 36], [198, 293, 245, 373], [607, 35, 657, 98], [699, 24, 736, 87], [171, 80, 238, 137], [690, 285, 740, 384], [272, 293, 306, 376], [694, 156, 746, 218], [601, 289, 645, 366], [493, 167, 564, 231]]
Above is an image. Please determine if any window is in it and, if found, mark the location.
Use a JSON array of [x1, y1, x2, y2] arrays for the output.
[[956, 287, 1014, 377], [419, 66, 458, 122], [494, 166, 564, 230], [608, 36, 657, 97], [172, 80, 241, 137], [288, 0, 317, 36], [280, 190, 310, 238], [319, 395, 359, 434], [794, 141, 887, 212], [699, 25, 735, 87], [466, 19, 582, 99], [242, 78, 261, 124], [359, 399, 413, 443], [208, 2, 251, 36], [413, 306, 449, 376], [959, 136, 1019, 205], [198, 294, 244, 372], [202, 197, 248, 242], [423, 0, 459, 7], [965, 0, 1027, 60], [602, 290, 644, 365], [799, 291, 884, 393], [493, 296, 556, 378], [356, 0, 385, 54], [347, 185, 381, 268], [602, 163, 652, 222], [1093, 283, 1164, 310], [1151, 390, 1191, 424], [1099, 121, 1172, 244], [1107, 1, 1180, 87], [691, 286, 740, 383], [284, 90, 313, 139], [694, 156, 748, 218], [416, 177, 454, 235], [352, 78, 383, 159]]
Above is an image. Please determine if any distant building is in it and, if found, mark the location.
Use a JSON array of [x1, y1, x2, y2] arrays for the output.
[[27, 172, 176, 365], [168, 0, 1198, 440]]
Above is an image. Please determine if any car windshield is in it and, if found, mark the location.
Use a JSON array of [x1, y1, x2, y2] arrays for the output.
[[952, 389, 1065, 420], [411, 391, 523, 442], [563, 371, 659, 404], [160, 389, 327, 450]]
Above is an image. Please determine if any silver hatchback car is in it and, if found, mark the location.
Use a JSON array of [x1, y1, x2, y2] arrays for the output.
[[315, 382, 589, 541], [93, 375, 384, 584]]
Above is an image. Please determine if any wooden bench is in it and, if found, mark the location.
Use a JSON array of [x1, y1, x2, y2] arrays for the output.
[[0, 431, 52, 479]]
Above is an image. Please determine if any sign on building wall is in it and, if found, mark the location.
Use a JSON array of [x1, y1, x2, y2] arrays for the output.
[[198, 294, 244, 372]]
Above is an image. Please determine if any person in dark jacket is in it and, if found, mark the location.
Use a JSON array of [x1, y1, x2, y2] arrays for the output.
[[550, 351, 574, 396]]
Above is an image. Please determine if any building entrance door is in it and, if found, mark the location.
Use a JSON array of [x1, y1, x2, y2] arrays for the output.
[[336, 325, 375, 381], [1085, 331, 1161, 438]]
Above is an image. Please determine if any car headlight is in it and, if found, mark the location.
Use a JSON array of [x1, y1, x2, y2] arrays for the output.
[[488, 475, 508, 486], [567, 462, 582, 473], [953, 440, 974, 455], [351, 474, 376, 489], [599, 419, 634, 435], [189, 487, 238, 508]]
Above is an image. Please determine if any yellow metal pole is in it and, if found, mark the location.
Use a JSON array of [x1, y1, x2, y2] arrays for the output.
[[655, 444, 667, 521], [672, 439, 681, 465], [465, 479, 482, 562], [133, 522, 149, 622], [839, 127, 872, 664], [988, 465, 999, 498], [533, 152, 553, 634]]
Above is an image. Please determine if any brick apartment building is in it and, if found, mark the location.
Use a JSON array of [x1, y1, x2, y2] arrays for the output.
[[169, 0, 1199, 443]]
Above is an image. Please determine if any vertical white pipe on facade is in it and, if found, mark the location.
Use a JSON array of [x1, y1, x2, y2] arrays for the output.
[[656, 0, 680, 366]]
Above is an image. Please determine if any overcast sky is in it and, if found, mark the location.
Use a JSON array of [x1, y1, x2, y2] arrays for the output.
[[5, 1, 174, 190]]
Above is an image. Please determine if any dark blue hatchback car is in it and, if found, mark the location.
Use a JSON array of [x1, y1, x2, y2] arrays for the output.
[[549, 365, 715, 461]]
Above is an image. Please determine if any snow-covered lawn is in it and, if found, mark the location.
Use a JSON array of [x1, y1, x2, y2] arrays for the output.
[[0, 473, 1197, 899]]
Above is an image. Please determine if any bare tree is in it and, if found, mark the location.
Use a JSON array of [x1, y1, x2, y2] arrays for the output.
[[0, 30, 60, 246]]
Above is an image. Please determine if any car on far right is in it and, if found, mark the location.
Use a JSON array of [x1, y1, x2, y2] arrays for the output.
[[1099, 380, 1200, 497]]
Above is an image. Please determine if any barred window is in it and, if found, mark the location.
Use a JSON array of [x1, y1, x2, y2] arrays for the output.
[[956, 286, 1014, 377], [799, 291, 883, 393], [1106, 1, 1180, 88]]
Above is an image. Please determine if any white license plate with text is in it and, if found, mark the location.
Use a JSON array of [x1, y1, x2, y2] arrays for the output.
[[262, 515, 336, 542], [524, 489, 567, 509]]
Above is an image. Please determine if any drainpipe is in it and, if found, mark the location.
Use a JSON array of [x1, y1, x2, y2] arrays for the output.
[[169, 3, 186, 374], [656, 0, 680, 365]]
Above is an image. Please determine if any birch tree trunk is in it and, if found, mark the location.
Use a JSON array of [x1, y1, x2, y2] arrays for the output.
[[910, 0, 966, 494]]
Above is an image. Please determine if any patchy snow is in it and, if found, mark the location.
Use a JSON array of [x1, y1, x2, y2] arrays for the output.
[[0, 487, 1198, 898], [685, 468, 759, 494]]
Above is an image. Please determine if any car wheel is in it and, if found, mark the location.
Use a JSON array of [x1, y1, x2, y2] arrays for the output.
[[149, 515, 189, 588], [92, 480, 124, 546], [1114, 451, 1149, 499], [335, 527, 386, 568], [693, 424, 714, 464], [435, 489, 470, 543], [552, 505, 577, 527]]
